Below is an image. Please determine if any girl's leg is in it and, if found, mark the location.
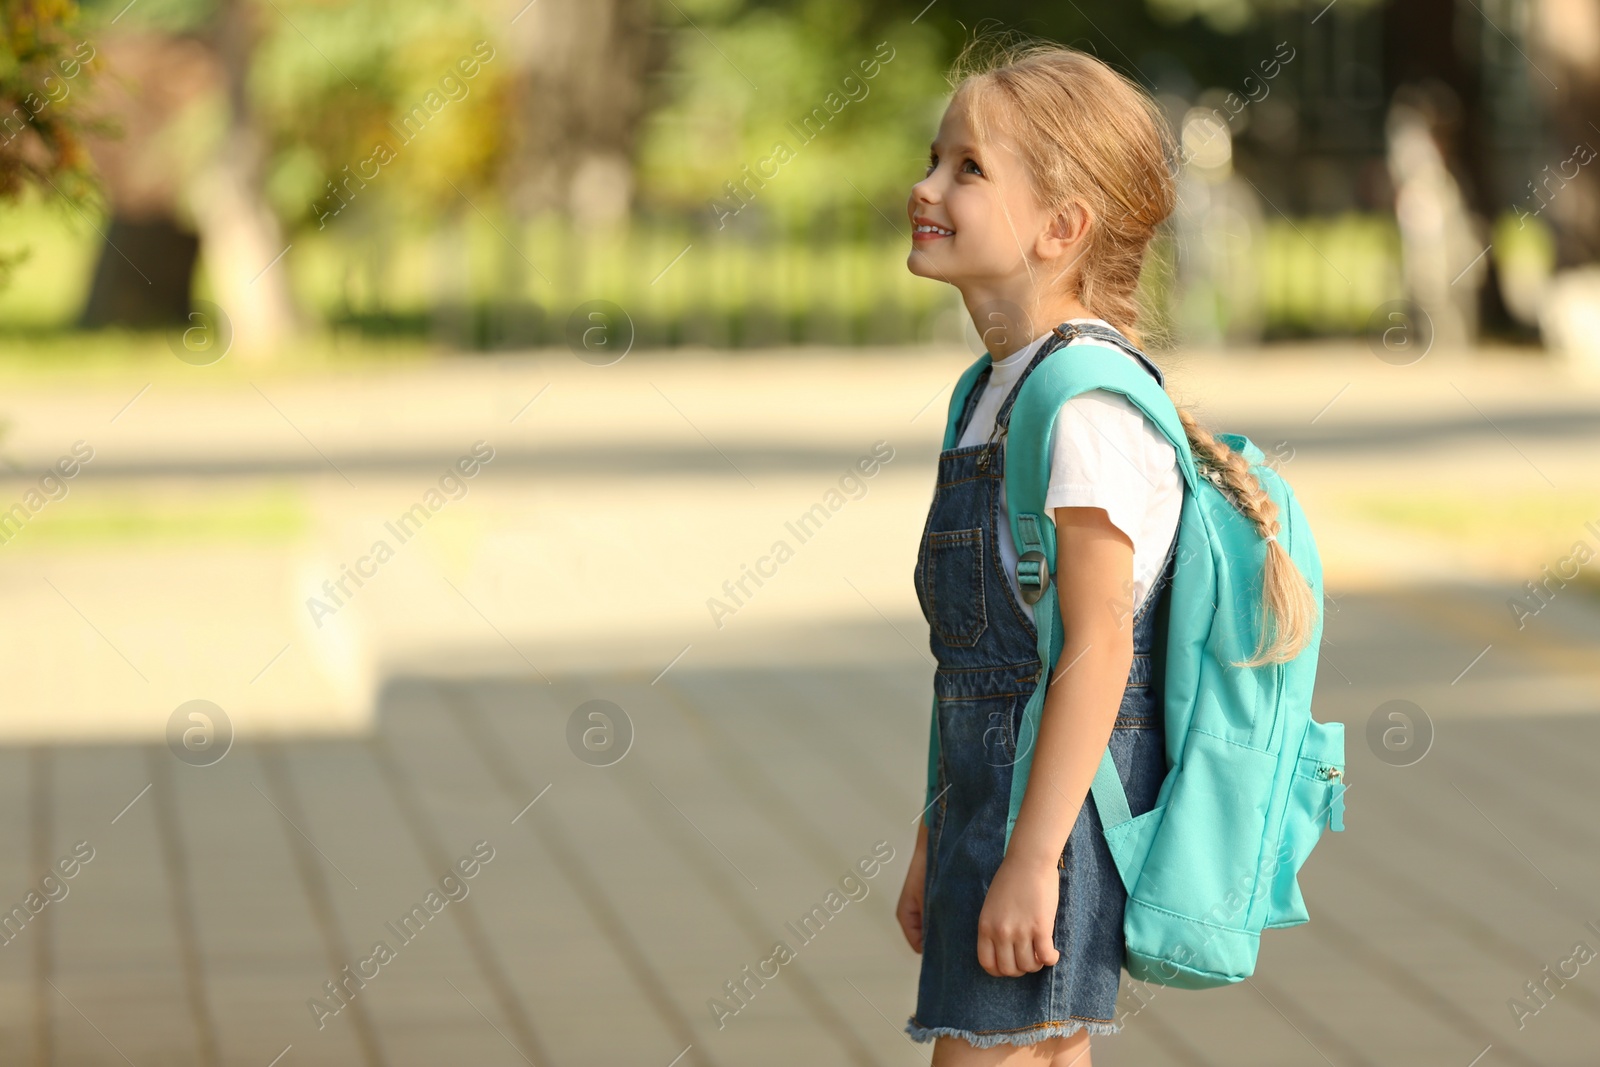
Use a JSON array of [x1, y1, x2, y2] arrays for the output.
[[931, 1030, 1092, 1067]]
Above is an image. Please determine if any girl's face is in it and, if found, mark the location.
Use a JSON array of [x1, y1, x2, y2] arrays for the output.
[[905, 93, 1053, 293]]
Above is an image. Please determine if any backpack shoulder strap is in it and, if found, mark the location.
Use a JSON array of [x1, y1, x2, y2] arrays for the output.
[[943, 353, 993, 448], [999, 339, 1202, 853], [921, 351, 995, 829]]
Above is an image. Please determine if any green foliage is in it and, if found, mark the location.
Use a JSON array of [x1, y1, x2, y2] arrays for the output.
[[0, 0, 102, 294], [637, 1, 948, 223], [0, 0, 98, 204], [248, 0, 507, 226], [80, 0, 212, 33], [1145, 0, 1384, 35]]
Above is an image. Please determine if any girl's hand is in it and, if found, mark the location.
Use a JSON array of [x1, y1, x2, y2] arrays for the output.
[[976, 855, 1061, 977], [896, 823, 929, 953]]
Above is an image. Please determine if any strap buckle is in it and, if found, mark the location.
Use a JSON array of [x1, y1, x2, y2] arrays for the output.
[[1016, 550, 1051, 605]]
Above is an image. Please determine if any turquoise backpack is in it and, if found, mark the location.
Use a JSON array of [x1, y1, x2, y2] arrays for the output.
[[925, 322, 1347, 989]]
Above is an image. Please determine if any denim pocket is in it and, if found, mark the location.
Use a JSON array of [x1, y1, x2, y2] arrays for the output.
[[935, 691, 1019, 774], [925, 527, 987, 647]]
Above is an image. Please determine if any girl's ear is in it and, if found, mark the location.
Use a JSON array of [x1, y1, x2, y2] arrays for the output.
[[1039, 200, 1092, 257], [1038, 199, 1094, 282]]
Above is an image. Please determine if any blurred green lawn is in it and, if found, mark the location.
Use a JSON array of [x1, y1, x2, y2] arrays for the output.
[[0, 487, 306, 548], [1343, 489, 1600, 581]]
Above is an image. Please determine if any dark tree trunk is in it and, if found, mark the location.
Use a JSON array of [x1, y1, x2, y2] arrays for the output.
[[79, 216, 199, 327], [75, 32, 215, 330]]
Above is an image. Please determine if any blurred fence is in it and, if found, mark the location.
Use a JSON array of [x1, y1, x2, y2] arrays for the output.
[[0, 200, 1431, 348]]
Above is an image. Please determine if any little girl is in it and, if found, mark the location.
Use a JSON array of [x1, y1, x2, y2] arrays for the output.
[[893, 42, 1281, 1063]]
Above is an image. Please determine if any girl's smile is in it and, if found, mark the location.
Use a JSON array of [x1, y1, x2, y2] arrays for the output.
[[905, 95, 1006, 281], [904, 90, 1095, 357], [906, 95, 989, 263]]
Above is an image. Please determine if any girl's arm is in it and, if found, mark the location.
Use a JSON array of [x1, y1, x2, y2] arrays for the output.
[[974, 504, 1136, 978]]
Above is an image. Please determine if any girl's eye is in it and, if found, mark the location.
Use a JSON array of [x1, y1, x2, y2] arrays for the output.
[[962, 158, 983, 176], [925, 154, 938, 176]]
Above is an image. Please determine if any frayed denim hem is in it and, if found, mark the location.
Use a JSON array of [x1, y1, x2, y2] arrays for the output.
[[905, 1015, 1121, 1047]]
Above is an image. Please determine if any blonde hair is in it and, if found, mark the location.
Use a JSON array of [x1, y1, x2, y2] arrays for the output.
[[951, 36, 1318, 666]]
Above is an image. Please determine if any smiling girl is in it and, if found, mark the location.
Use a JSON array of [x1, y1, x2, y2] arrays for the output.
[[894, 41, 1203, 1064]]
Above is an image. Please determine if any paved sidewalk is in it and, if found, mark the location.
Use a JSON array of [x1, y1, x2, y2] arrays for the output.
[[0, 342, 1594, 1062], [2, 603, 1597, 1065]]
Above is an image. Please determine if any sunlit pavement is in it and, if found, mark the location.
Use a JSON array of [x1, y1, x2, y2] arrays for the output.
[[0, 342, 1596, 1063]]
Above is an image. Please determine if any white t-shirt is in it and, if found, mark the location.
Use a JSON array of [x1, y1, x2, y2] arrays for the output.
[[955, 319, 1183, 624]]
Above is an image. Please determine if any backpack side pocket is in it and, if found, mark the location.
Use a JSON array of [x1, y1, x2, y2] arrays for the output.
[[1264, 718, 1346, 929], [1122, 729, 1278, 987]]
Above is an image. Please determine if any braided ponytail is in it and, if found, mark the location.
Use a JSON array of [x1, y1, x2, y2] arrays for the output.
[[954, 36, 1318, 667], [1178, 408, 1319, 666]]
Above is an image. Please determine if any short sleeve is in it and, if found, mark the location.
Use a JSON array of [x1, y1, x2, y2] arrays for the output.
[[1042, 388, 1167, 545]]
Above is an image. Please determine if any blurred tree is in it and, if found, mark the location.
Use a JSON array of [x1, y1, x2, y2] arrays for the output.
[[0, 0, 98, 289], [247, 0, 510, 339], [931, 0, 1299, 104], [76, 30, 215, 329], [183, 0, 297, 354], [1381, 0, 1517, 337], [70, 0, 272, 335], [503, 0, 664, 224], [1525, 0, 1600, 364], [1528, 0, 1600, 269], [631, 0, 1391, 228], [72, 0, 512, 344]]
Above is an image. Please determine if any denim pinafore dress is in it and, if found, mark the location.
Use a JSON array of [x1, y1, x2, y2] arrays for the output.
[[907, 335, 1176, 1047]]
